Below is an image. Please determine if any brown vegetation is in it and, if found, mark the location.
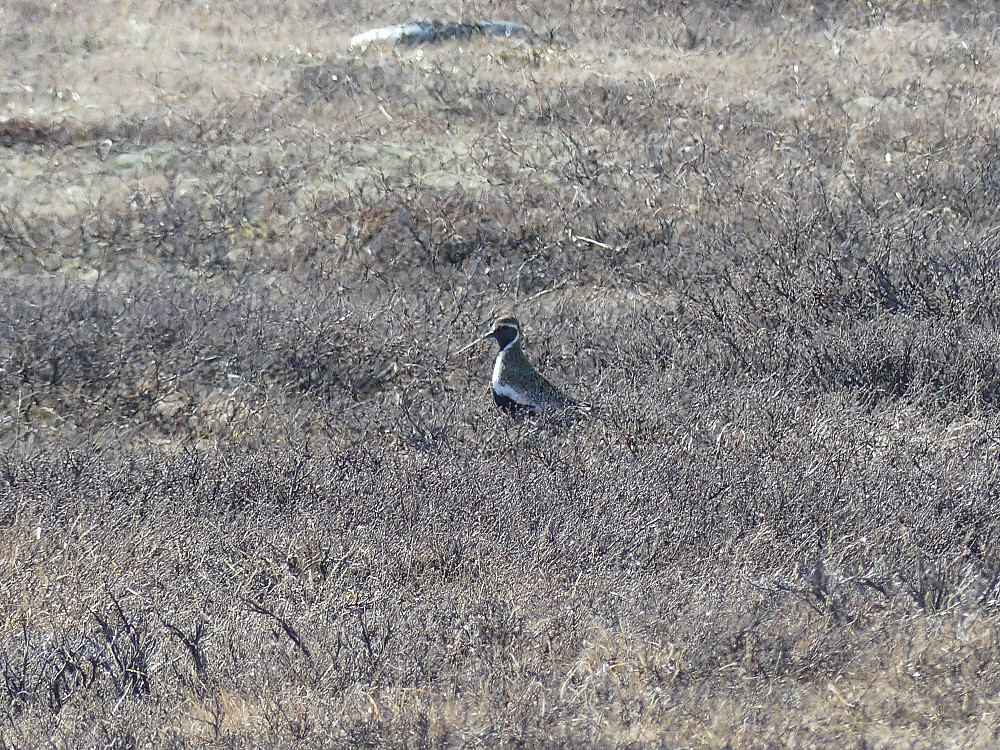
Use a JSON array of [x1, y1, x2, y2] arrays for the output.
[[3, 0, 1000, 746]]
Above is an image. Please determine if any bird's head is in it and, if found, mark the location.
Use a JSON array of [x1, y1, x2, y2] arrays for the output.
[[487, 316, 521, 351]]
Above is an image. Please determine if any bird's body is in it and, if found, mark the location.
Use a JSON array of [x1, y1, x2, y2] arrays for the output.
[[486, 317, 569, 414]]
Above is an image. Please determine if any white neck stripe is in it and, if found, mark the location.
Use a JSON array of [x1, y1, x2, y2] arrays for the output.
[[499, 327, 520, 352]]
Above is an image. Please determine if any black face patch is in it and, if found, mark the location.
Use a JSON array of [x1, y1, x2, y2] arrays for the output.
[[490, 324, 519, 350]]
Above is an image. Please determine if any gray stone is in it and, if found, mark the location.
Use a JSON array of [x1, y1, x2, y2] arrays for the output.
[[350, 20, 559, 48]]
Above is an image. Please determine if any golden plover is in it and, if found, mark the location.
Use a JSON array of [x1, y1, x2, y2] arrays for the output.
[[473, 316, 571, 414]]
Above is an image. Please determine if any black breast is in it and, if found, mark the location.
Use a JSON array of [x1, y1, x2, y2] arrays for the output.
[[493, 388, 538, 415]]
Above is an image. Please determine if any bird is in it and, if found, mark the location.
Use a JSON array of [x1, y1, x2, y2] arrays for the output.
[[469, 316, 571, 415]]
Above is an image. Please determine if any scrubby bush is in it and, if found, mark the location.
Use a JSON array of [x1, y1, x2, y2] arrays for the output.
[[3, 0, 1000, 746]]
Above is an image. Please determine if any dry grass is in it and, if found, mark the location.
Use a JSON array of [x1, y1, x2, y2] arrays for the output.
[[4, 0, 1000, 747]]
